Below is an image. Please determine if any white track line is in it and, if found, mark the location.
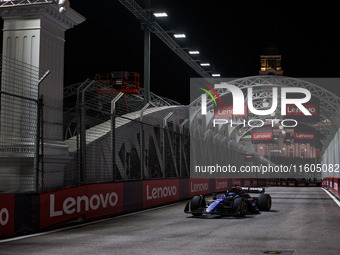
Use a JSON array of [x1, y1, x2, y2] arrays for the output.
[[322, 188, 340, 207], [0, 201, 185, 244]]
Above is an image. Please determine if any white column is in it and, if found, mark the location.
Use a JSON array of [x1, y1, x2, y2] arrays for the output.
[[1, 3, 85, 142], [0, 3, 85, 191]]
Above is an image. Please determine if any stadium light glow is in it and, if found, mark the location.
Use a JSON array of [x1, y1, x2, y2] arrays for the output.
[[189, 51, 199, 55], [200, 63, 210, 66], [212, 73, 220, 77], [153, 12, 168, 17], [174, 34, 186, 38]]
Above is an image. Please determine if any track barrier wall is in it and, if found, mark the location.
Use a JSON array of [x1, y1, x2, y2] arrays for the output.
[[322, 177, 339, 196], [0, 194, 15, 237], [0, 177, 322, 238]]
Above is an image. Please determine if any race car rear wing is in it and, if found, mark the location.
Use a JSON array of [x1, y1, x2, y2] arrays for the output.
[[241, 187, 265, 193]]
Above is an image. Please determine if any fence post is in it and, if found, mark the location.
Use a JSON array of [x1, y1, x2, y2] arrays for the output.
[[140, 103, 150, 180], [111, 92, 124, 182], [179, 119, 188, 179], [35, 95, 44, 192], [76, 80, 95, 185], [36, 70, 49, 192], [162, 112, 173, 179]]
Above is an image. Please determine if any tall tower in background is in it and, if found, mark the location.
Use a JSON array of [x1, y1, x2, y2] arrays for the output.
[[259, 47, 283, 75]]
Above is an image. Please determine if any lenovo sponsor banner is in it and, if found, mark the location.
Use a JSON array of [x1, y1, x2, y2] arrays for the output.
[[0, 194, 15, 237], [214, 105, 248, 124], [329, 178, 334, 192], [244, 154, 254, 162], [252, 126, 273, 144], [294, 125, 316, 144], [285, 104, 319, 122], [257, 179, 266, 187], [252, 179, 258, 187], [243, 178, 251, 187], [288, 181, 296, 187], [85, 183, 123, 219], [294, 132, 316, 143], [333, 178, 339, 195], [143, 179, 179, 208], [189, 179, 210, 197], [214, 179, 229, 193], [231, 178, 242, 187], [40, 183, 124, 229]]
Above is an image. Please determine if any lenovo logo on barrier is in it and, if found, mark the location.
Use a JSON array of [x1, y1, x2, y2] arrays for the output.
[[294, 132, 315, 139], [252, 133, 273, 140], [191, 182, 209, 193], [143, 180, 180, 208], [0, 208, 9, 226], [201, 83, 312, 116], [189, 179, 210, 196], [50, 192, 119, 217], [146, 185, 177, 200], [215, 180, 228, 191], [0, 194, 15, 237], [286, 104, 318, 116], [40, 183, 124, 229], [215, 106, 247, 118]]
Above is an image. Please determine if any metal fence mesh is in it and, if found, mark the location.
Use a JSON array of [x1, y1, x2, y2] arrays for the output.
[[72, 80, 190, 184], [0, 56, 190, 193], [0, 55, 42, 193]]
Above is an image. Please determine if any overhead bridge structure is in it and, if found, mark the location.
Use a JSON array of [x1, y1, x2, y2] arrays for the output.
[[190, 76, 340, 141]]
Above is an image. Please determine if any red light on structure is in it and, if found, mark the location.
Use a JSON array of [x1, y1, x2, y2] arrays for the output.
[[94, 71, 140, 94]]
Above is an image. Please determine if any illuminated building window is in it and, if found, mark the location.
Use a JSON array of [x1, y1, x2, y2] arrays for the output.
[[288, 148, 294, 158], [300, 148, 306, 158], [259, 47, 283, 75]]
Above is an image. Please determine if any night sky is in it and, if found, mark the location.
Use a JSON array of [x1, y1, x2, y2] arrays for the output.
[[25, 1, 340, 104]]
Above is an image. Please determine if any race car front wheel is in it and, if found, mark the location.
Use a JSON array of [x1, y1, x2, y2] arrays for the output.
[[190, 195, 205, 216]]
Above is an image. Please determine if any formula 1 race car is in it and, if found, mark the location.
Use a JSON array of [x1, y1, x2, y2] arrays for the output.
[[184, 186, 271, 217]]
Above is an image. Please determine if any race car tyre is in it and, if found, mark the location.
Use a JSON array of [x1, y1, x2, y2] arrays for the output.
[[233, 197, 247, 217], [190, 195, 205, 216], [258, 193, 271, 211]]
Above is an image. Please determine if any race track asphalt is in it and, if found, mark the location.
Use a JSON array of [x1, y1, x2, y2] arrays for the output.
[[0, 187, 339, 255]]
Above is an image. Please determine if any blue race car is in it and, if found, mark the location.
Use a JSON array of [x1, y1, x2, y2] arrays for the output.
[[184, 186, 271, 217]]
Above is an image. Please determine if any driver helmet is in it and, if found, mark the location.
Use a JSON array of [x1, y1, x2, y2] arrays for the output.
[[231, 184, 242, 193]]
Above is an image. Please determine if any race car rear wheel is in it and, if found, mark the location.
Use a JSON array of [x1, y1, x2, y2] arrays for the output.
[[258, 193, 271, 211], [233, 197, 247, 217], [190, 195, 205, 216]]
